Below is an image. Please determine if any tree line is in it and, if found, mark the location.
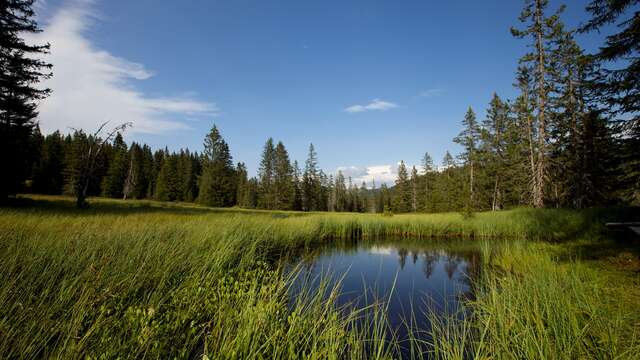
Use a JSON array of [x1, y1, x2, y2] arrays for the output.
[[2, 0, 639, 212]]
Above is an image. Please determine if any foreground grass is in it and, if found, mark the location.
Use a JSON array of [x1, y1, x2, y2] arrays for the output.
[[1, 195, 639, 358], [428, 240, 640, 359]]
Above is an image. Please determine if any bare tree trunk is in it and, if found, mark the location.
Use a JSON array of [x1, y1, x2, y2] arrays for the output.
[[411, 177, 417, 212], [533, 0, 547, 208], [73, 122, 132, 208], [492, 175, 500, 211], [524, 88, 537, 206], [123, 155, 135, 200], [469, 161, 475, 209]]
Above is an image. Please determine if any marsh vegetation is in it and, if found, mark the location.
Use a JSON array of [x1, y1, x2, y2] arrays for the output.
[[1, 196, 638, 359]]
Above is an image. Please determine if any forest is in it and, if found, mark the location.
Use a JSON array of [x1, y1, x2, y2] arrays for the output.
[[8, 0, 639, 213]]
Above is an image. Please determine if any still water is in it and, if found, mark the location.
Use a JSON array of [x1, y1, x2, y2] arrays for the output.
[[289, 239, 481, 354]]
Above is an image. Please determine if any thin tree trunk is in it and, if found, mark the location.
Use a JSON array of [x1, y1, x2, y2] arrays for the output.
[[470, 161, 474, 208], [534, 0, 547, 208], [492, 175, 500, 211], [412, 180, 417, 212]]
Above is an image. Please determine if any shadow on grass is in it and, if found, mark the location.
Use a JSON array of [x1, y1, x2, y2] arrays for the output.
[[518, 206, 640, 242], [1, 195, 304, 218]]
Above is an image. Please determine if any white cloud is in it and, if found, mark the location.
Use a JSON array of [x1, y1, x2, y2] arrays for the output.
[[335, 163, 425, 188], [344, 99, 398, 113], [27, 1, 217, 135], [335, 164, 398, 187], [418, 88, 444, 98]]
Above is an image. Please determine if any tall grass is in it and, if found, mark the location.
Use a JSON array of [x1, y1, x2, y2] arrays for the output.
[[0, 195, 638, 358], [427, 241, 640, 359]]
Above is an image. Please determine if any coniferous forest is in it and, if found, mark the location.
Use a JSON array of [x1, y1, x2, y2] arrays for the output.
[[2, 1, 640, 359], [10, 0, 639, 213]]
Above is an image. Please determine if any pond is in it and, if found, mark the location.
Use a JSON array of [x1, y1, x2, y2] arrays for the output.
[[288, 239, 482, 356]]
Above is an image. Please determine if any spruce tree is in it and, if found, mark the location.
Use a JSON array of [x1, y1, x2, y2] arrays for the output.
[[236, 162, 250, 207], [292, 160, 303, 211], [440, 151, 456, 211], [0, 0, 52, 198], [101, 133, 129, 198], [359, 181, 369, 213], [155, 153, 180, 201], [149, 150, 165, 198], [273, 141, 295, 209], [302, 143, 320, 211], [334, 171, 347, 212], [581, 0, 640, 204], [453, 107, 481, 209], [581, 0, 640, 124], [421, 152, 435, 211], [197, 125, 236, 207], [511, 0, 565, 207], [32, 131, 65, 194], [410, 166, 419, 212], [481, 94, 511, 210], [258, 138, 276, 209], [393, 161, 411, 213]]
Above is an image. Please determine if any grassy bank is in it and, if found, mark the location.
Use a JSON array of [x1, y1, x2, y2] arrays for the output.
[[1, 195, 638, 358], [429, 240, 640, 359]]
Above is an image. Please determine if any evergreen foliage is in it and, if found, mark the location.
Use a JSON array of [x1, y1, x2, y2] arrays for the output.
[[9, 0, 640, 211], [197, 125, 236, 207], [0, 0, 52, 198]]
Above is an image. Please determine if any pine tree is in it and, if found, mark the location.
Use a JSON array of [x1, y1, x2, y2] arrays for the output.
[[302, 143, 320, 211], [393, 161, 412, 213], [359, 181, 369, 213], [511, 0, 566, 207], [0, 0, 52, 198], [581, 0, 640, 125], [258, 138, 276, 209], [236, 162, 250, 207], [149, 150, 165, 198], [548, 31, 592, 207], [140, 145, 154, 198], [410, 166, 419, 212], [481, 94, 511, 210], [198, 125, 236, 207], [513, 66, 538, 205], [440, 151, 457, 211], [421, 152, 435, 212], [32, 131, 65, 194], [380, 183, 392, 214], [155, 153, 180, 201], [453, 107, 481, 209], [101, 133, 129, 198], [334, 171, 347, 212], [503, 98, 532, 207], [273, 141, 295, 209], [292, 160, 303, 211], [179, 150, 199, 202], [581, 0, 640, 204], [318, 170, 330, 211]]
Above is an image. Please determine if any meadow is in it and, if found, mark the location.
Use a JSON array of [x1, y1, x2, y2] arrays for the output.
[[1, 195, 639, 359]]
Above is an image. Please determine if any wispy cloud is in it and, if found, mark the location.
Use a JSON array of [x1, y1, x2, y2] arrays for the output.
[[344, 99, 398, 113], [27, 1, 217, 135], [418, 88, 444, 98]]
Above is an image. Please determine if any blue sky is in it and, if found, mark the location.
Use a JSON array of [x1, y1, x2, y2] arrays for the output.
[[33, 0, 612, 185]]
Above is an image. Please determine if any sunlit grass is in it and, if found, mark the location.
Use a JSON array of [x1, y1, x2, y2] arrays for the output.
[[1, 195, 638, 358]]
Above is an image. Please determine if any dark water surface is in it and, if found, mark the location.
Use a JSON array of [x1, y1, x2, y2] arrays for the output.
[[288, 239, 482, 356]]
